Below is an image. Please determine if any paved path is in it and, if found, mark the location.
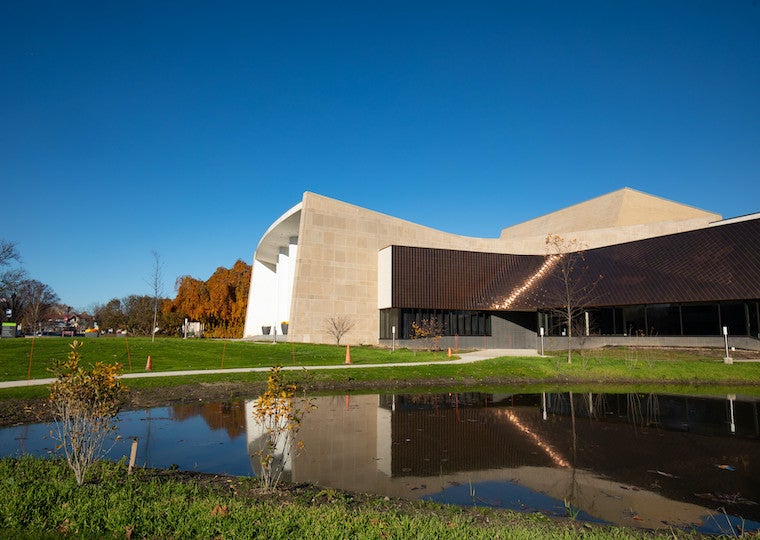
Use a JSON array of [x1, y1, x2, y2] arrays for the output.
[[0, 349, 539, 389]]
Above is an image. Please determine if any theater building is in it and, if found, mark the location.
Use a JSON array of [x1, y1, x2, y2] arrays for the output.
[[243, 188, 760, 351]]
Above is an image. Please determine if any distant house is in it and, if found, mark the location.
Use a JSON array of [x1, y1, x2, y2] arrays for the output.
[[184, 320, 204, 338], [40, 310, 94, 336]]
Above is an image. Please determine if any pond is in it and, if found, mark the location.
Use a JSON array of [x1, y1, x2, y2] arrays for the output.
[[2, 389, 759, 535]]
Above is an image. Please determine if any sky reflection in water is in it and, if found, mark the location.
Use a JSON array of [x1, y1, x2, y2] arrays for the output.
[[2, 390, 759, 535]]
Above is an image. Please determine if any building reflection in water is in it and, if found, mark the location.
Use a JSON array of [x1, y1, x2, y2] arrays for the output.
[[1, 389, 758, 533], [237, 391, 760, 533]]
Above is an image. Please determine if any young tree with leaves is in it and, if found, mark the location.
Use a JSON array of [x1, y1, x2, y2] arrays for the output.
[[411, 317, 445, 351], [250, 366, 314, 489], [49, 341, 125, 485]]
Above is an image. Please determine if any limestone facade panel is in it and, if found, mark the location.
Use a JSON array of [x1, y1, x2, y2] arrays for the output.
[[245, 189, 728, 345]]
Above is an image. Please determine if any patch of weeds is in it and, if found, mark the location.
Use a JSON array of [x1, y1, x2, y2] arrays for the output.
[[625, 350, 639, 369], [564, 499, 580, 520], [312, 488, 353, 504]]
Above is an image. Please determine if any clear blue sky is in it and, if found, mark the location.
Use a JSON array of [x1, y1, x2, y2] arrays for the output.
[[2, 1, 759, 311]]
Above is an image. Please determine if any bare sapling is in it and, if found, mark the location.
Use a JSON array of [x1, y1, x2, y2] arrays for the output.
[[544, 234, 603, 364], [325, 315, 356, 345]]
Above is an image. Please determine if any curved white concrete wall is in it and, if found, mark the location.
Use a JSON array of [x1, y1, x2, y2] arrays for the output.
[[243, 203, 301, 338], [243, 259, 278, 337]]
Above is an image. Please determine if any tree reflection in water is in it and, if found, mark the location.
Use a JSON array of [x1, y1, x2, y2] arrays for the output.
[[1, 389, 758, 534]]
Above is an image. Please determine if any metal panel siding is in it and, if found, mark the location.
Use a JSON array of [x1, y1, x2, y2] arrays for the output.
[[587, 219, 760, 306], [388, 218, 760, 310], [390, 245, 545, 310]]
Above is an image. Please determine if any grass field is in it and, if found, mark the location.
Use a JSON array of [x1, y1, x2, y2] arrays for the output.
[[1, 343, 758, 538], [1, 337, 759, 402], [0, 336, 447, 381], [0, 457, 709, 540]]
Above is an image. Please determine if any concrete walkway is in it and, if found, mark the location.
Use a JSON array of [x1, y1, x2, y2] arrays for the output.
[[0, 348, 539, 389]]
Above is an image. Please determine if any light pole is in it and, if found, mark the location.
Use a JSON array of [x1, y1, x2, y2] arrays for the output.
[[723, 326, 733, 364], [541, 392, 547, 421], [539, 327, 545, 356]]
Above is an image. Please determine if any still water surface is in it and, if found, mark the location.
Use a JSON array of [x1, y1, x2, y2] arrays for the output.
[[2, 390, 759, 535]]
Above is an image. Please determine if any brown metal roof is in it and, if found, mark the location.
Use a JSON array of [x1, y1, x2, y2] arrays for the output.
[[389, 218, 760, 310]]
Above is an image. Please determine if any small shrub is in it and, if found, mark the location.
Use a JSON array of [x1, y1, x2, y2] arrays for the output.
[[411, 318, 444, 351], [250, 366, 314, 489], [48, 340, 125, 485]]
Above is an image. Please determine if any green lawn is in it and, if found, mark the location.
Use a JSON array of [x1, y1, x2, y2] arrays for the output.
[[1, 337, 759, 402], [0, 336, 448, 381], [1, 344, 757, 537], [0, 457, 706, 540]]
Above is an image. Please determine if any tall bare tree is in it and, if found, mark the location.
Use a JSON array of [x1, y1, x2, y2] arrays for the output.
[[544, 234, 602, 364], [0, 240, 26, 320], [21, 279, 60, 335], [149, 251, 163, 342], [0, 240, 20, 268]]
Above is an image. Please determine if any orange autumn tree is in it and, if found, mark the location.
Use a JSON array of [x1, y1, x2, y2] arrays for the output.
[[171, 275, 209, 322], [165, 260, 251, 338], [205, 259, 251, 337]]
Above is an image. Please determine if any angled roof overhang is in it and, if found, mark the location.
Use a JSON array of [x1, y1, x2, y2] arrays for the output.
[[254, 202, 302, 268]]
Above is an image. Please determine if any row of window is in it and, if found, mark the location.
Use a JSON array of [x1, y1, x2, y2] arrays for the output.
[[540, 301, 760, 337], [381, 301, 760, 340], [379, 309, 491, 340]]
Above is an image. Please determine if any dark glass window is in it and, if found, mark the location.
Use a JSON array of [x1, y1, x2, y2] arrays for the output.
[[537, 310, 583, 336], [622, 306, 647, 336], [720, 302, 749, 336], [592, 308, 610, 335], [537, 312, 550, 336], [682, 304, 719, 335], [379, 308, 400, 339], [391, 309, 491, 339], [646, 304, 682, 336], [541, 302, 758, 338], [594, 307, 623, 334]]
